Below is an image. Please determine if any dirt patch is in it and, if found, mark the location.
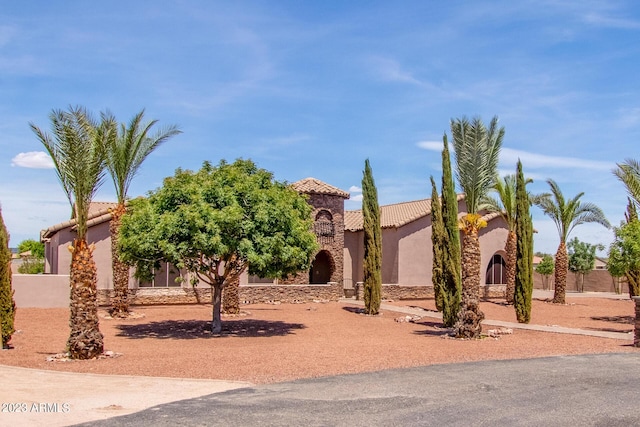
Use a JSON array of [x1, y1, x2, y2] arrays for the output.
[[0, 296, 636, 384]]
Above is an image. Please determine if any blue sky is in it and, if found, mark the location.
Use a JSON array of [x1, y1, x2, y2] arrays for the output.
[[1, 1, 639, 255]]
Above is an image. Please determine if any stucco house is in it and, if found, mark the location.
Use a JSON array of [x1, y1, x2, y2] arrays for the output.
[[39, 177, 510, 305]]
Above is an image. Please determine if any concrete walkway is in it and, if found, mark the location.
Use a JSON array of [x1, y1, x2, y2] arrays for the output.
[[0, 366, 251, 426]]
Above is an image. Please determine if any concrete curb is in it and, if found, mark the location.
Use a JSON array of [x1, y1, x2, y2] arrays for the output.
[[339, 299, 634, 341]]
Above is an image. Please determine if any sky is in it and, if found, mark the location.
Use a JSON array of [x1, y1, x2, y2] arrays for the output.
[[1, 1, 639, 255]]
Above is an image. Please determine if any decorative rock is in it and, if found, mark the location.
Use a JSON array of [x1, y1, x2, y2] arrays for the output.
[[487, 327, 513, 338], [394, 315, 421, 323]]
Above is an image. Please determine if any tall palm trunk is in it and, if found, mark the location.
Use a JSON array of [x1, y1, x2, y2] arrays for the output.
[[504, 230, 517, 304], [67, 239, 104, 359], [553, 242, 568, 304], [109, 204, 130, 317], [454, 229, 485, 338]]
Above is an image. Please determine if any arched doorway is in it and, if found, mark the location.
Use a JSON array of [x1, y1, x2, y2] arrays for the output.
[[309, 250, 334, 284], [485, 253, 507, 285]]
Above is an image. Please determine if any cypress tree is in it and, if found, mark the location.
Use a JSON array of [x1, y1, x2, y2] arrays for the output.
[[430, 176, 444, 312], [0, 208, 16, 349], [514, 160, 533, 323], [441, 135, 461, 327], [362, 159, 382, 315]]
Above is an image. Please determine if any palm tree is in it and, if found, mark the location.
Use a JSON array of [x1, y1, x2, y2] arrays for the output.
[[105, 110, 181, 318], [482, 174, 540, 304], [535, 179, 610, 304], [613, 159, 640, 209], [481, 175, 518, 304], [450, 115, 504, 338], [30, 106, 115, 359]]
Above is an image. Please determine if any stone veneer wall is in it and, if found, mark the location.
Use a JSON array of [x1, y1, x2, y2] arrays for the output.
[[354, 283, 505, 301], [97, 282, 344, 306], [240, 282, 343, 303], [634, 297, 640, 347], [283, 192, 346, 285]]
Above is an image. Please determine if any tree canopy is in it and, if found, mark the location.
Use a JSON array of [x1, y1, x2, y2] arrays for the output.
[[608, 219, 640, 297], [568, 238, 603, 276], [17, 239, 44, 259], [118, 159, 319, 332], [535, 254, 554, 277]]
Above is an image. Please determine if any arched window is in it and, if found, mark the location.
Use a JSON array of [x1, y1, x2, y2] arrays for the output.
[[314, 210, 334, 244], [485, 254, 507, 285]]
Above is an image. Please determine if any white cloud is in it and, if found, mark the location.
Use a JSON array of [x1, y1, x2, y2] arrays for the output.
[[11, 152, 54, 169], [583, 13, 640, 30], [416, 141, 442, 152], [368, 56, 424, 86], [349, 185, 362, 193], [350, 194, 363, 202], [501, 148, 614, 171], [615, 107, 640, 129]]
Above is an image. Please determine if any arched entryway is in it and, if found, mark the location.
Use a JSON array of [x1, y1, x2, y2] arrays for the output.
[[309, 250, 334, 284], [485, 253, 507, 285]]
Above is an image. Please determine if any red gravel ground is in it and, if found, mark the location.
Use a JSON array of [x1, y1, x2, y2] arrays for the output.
[[1, 296, 636, 384]]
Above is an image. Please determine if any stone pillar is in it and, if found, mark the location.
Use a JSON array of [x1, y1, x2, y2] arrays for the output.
[[634, 297, 640, 347]]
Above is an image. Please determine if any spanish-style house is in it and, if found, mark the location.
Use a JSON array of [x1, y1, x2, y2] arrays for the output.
[[35, 177, 511, 306]]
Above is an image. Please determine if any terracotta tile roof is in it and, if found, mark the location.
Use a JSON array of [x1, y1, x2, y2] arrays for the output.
[[345, 198, 434, 231], [291, 178, 350, 199], [41, 202, 118, 240], [87, 202, 118, 218], [345, 194, 492, 231]]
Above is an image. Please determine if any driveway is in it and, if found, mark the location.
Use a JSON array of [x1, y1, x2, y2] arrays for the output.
[[75, 353, 640, 427]]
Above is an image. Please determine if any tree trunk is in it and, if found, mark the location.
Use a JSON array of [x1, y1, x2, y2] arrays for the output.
[[504, 230, 517, 304], [67, 238, 104, 359], [553, 242, 568, 304], [211, 284, 223, 334], [627, 270, 640, 298], [454, 230, 485, 338], [222, 276, 240, 314], [109, 204, 131, 318]]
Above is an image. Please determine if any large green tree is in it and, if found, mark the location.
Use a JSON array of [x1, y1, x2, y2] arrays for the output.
[[16, 238, 45, 274], [362, 159, 382, 315], [31, 106, 114, 359], [451, 116, 504, 338], [17, 239, 45, 258], [0, 208, 15, 349], [105, 109, 181, 318], [535, 254, 554, 291], [534, 179, 610, 304], [118, 159, 318, 333], [568, 238, 604, 292], [440, 135, 461, 327], [513, 161, 533, 323], [607, 220, 640, 297]]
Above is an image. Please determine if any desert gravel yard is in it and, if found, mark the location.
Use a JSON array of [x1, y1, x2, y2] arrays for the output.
[[0, 295, 636, 384]]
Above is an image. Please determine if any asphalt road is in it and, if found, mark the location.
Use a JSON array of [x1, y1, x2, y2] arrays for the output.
[[75, 353, 640, 426]]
